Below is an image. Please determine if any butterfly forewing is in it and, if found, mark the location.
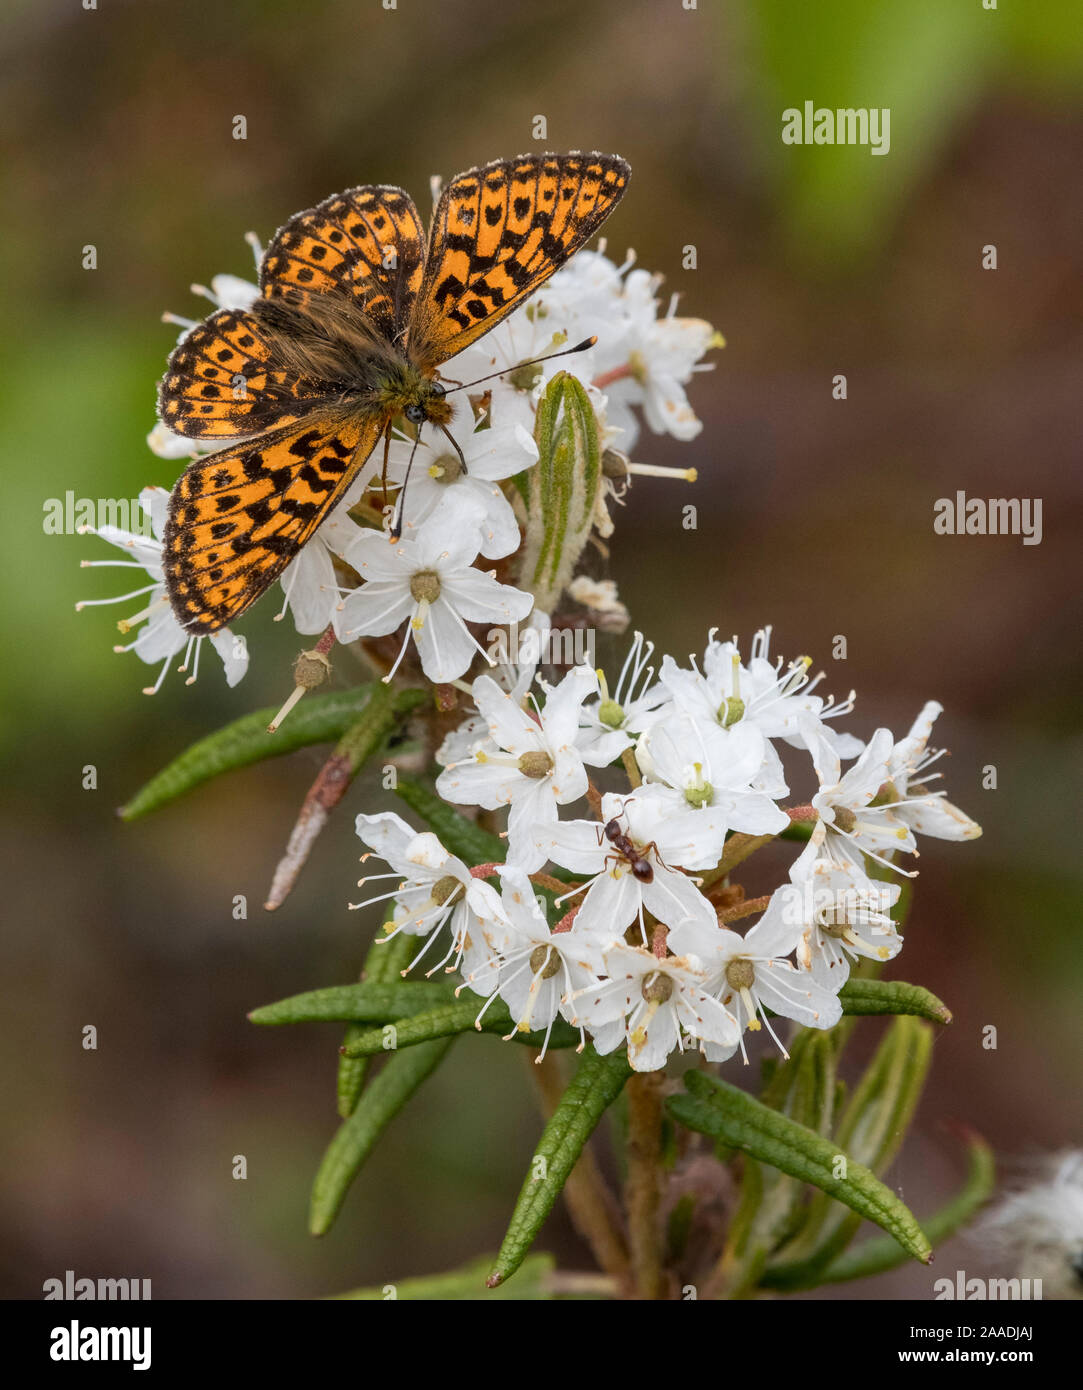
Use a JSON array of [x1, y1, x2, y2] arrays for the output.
[[409, 152, 630, 365], [260, 185, 426, 342], [164, 413, 384, 632]]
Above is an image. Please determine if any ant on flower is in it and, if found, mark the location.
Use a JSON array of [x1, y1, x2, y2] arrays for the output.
[[595, 801, 673, 883]]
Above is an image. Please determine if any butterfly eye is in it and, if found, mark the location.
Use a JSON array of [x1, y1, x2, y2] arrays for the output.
[[429, 381, 446, 399], [404, 403, 426, 424]]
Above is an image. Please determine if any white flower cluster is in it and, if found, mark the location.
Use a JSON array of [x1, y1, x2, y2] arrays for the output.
[[79, 238, 713, 694], [355, 629, 981, 1071]]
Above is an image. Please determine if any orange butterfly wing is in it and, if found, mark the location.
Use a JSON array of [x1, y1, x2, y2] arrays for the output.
[[164, 412, 384, 633], [260, 185, 426, 342], [408, 152, 629, 365]]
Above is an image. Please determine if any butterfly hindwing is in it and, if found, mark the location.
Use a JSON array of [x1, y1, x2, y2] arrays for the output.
[[164, 412, 384, 633], [158, 308, 326, 440], [260, 185, 426, 344], [409, 152, 630, 365]]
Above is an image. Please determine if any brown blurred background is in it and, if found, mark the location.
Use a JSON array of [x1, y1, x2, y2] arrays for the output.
[[2, 0, 1081, 1298]]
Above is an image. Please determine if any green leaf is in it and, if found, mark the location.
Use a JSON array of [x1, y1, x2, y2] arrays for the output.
[[248, 979, 454, 1027], [760, 1017, 934, 1286], [668, 1070, 932, 1267], [309, 1037, 455, 1236], [120, 685, 425, 820], [839, 978, 952, 1024], [340, 997, 579, 1057], [488, 1046, 633, 1287], [331, 1253, 556, 1301], [337, 924, 418, 1119], [819, 1132, 995, 1285], [394, 776, 505, 866]]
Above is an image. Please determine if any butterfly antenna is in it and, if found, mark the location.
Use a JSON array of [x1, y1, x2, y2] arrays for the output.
[[443, 336, 597, 394], [389, 432, 422, 541]]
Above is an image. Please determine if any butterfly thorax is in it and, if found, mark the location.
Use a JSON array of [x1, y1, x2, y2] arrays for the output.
[[253, 296, 450, 425]]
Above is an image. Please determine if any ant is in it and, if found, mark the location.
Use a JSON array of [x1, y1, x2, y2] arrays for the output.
[[596, 803, 670, 883]]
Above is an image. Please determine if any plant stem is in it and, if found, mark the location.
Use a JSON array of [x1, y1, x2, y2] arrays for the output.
[[624, 1070, 667, 1299], [528, 1052, 631, 1288]]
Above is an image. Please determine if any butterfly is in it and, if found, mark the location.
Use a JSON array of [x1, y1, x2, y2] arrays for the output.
[[158, 152, 630, 634]]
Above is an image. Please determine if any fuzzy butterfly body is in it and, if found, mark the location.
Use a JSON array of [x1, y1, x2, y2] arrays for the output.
[[159, 153, 630, 633]]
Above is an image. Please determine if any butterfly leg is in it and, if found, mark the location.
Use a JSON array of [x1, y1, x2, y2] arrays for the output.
[[379, 420, 393, 515], [438, 423, 469, 476]]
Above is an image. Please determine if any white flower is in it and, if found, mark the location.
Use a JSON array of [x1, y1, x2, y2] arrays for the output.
[[634, 715, 789, 867], [668, 891, 844, 1061], [461, 866, 609, 1057], [276, 494, 368, 635], [780, 864, 902, 989], [352, 812, 504, 980], [568, 944, 740, 1072], [577, 631, 667, 765], [333, 494, 533, 684], [600, 270, 716, 443], [436, 612, 551, 768], [883, 701, 982, 842], [386, 418, 536, 559], [76, 485, 248, 694], [531, 791, 719, 943], [658, 627, 864, 796], [791, 720, 916, 880], [436, 665, 598, 871]]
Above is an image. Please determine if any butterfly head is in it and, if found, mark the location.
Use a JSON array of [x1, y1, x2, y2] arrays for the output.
[[402, 378, 452, 428]]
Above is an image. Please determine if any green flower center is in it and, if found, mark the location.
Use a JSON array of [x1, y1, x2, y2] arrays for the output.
[[641, 971, 674, 1004], [428, 452, 463, 484], [508, 361, 543, 391], [598, 698, 625, 729], [430, 874, 462, 907], [725, 958, 755, 991], [717, 696, 745, 728], [517, 750, 554, 779], [832, 806, 857, 833], [409, 570, 441, 604], [529, 945, 562, 979]]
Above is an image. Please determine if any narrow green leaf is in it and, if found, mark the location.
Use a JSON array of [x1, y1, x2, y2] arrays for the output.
[[120, 685, 424, 820], [762, 1016, 934, 1285], [487, 1046, 633, 1287], [337, 924, 418, 1119], [839, 978, 952, 1024], [394, 777, 506, 866], [669, 1071, 932, 1266], [331, 1253, 556, 1301], [341, 997, 579, 1057], [248, 979, 453, 1027], [817, 1133, 995, 1286], [309, 1037, 455, 1235]]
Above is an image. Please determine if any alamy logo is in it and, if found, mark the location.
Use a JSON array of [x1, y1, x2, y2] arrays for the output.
[[933, 492, 1042, 546], [934, 1270, 1043, 1300], [43, 1270, 152, 1300], [781, 102, 891, 156], [486, 621, 595, 669], [43, 492, 153, 537], [49, 1321, 151, 1371]]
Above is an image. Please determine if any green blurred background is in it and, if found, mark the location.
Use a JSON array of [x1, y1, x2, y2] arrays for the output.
[[2, 0, 1081, 1298]]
